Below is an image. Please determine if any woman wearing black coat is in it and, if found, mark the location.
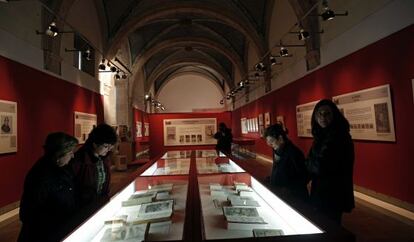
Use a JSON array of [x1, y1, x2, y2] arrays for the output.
[[18, 132, 78, 242], [307, 99, 355, 224], [264, 124, 309, 203]]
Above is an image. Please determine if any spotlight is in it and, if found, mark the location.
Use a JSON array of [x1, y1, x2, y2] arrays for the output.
[[298, 29, 310, 40], [121, 73, 127, 79], [115, 71, 120, 80], [254, 72, 260, 78], [45, 22, 59, 37], [239, 81, 244, 87], [82, 48, 92, 61], [98, 59, 106, 70], [255, 62, 265, 72], [321, 8, 335, 21], [161, 106, 165, 111], [145, 94, 150, 101], [280, 47, 289, 57], [110, 66, 117, 72], [220, 99, 224, 105], [270, 56, 277, 65]]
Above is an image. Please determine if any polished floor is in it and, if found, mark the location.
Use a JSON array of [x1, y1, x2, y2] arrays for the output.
[[0, 155, 413, 242]]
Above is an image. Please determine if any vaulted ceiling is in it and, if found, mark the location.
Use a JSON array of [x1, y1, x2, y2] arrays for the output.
[[100, 0, 274, 93]]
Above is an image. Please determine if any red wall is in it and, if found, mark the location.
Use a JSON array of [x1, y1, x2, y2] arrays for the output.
[[232, 25, 414, 204], [148, 112, 232, 157], [0, 55, 104, 208]]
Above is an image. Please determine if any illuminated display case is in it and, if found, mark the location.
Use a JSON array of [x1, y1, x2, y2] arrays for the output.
[[64, 150, 354, 242], [198, 173, 322, 240], [64, 175, 188, 242]]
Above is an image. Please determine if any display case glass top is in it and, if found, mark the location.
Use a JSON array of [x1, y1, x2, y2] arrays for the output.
[[63, 176, 188, 242], [198, 173, 323, 240]]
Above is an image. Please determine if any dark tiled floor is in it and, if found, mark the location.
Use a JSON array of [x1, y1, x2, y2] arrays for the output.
[[1, 157, 413, 242]]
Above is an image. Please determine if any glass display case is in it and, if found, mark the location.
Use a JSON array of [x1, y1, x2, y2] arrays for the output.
[[142, 158, 191, 176], [64, 149, 354, 242], [63, 175, 188, 242], [197, 173, 322, 240]]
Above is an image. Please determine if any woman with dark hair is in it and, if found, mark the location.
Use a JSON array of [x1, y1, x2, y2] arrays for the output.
[[18, 132, 78, 242], [70, 123, 117, 217], [214, 122, 233, 154], [264, 123, 308, 203], [307, 99, 355, 224]]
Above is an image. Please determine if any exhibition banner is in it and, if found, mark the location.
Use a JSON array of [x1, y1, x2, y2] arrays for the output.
[[163, 118, 217, 146], [74, 111, 97, 144], [296, 100, 319, 137], [333, 84, 395, 141]]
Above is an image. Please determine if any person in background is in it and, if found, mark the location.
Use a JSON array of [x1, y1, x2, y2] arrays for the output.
[[18, 132, 78, 242], [306, 99, 355, 224], [70, 123, 117, 219], [213, 122, 233, 154], [264, 123, 309, 203]]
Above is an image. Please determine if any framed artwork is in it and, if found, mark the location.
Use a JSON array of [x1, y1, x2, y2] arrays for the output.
[[0, 100, 17, 154], [264, 112, 271, 128]]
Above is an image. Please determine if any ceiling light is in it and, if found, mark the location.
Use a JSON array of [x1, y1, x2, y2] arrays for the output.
[[280, 47, 289, 57], [220, 99, 224, 105], [110, 66, 117, 72], [321, 8, 335, 21], [255, 62, 265, 72], [45, 22, 59, 37], [115, 71, 120, 80], [99, 59, 106, 70], [298, 29, 310, 40]]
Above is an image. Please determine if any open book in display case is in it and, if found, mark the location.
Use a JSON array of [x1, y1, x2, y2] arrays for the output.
[[63, 149, 355, 242]]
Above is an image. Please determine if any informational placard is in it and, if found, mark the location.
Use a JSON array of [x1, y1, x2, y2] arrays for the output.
[[136, 121, 142, 138], [74, 111, 97, 144], [333, 84, 395, 141], [264, 112, 271, 128], [253, 117, 258, 132], [0, 100, 17, 154], [296, 100, 318, 137], [163, 118, 217, 146], [241, 118, 247, 134], [144, 123, 150, 137]]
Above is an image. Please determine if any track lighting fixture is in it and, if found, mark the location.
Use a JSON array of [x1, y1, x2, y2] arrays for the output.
[[99, 59, 106, 70], [46, 22, 59, 37], [280, 47, 289, 57], [220, 99, 224, 105], [320, 0, 348, 21], [255, 62, 266, 72], [36, 22, 73, 37], [121, 73, 127, 79], [110, 66, 117, 72], [115, 71, 120, 80], [298, 29, 310, 40], [269, 56, 282, 66]]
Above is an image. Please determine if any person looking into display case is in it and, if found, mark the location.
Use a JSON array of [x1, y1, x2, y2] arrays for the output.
[[213, 122, 233, 154], [306, 99, 355, 224], [70, 123, 117, 219], [264, 123, 309, 203], [18, 132, 78, 242]]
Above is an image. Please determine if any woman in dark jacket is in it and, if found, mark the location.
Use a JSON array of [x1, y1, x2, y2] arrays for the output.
[[264, 124, 309, 203], [70, 123, 117, 219], [18, 132, 78, 242], [307, 99, 355, 224]]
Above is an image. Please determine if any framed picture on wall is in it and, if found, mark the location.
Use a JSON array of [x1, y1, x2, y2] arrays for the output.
[[264, 112, 271, 128], [74, 111, 97, 144], [276, 115, 285, 131], [0, 100, 17, 154]]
